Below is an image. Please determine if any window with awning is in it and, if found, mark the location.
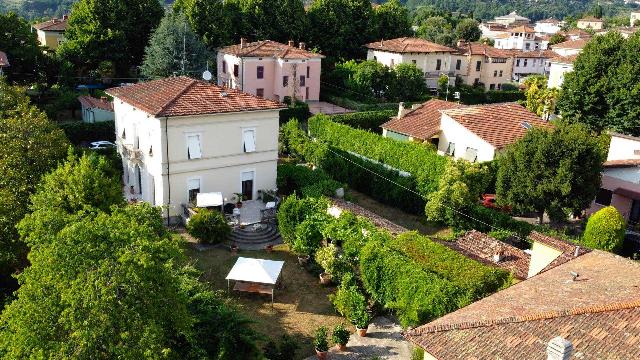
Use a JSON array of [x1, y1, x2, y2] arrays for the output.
[[243, 129, 256, 153], [187, 134, 201, 159]]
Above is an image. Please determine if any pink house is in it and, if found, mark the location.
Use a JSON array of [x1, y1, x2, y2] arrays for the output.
[[589, 133, 640, 226], [217, 39, 324, 102]]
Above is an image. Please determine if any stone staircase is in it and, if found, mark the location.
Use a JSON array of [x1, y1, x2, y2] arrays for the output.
[[227, 222, 282, 250]]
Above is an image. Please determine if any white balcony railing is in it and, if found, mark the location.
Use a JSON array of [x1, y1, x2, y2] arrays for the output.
[[117, 137, 142, 163]]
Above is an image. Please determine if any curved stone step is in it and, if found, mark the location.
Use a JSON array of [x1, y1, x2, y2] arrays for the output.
[[227, 223, 281, 247]]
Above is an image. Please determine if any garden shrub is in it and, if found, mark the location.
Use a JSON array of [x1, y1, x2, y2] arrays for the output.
[[485, 90, 525, 103], [276, 163, 343, 198], [322, 211, 377, 263], [330, 273, 370, 327], [582, 206, 625, 252], [186, 209, 231, 244], [276, 195, 328, 246], [328, 110, 395, 133], [262, 334, 299, 360], [279, 102, 310, 126], [332, 324, 350, 346], [292, 217, 325, 256], [279, 119, 327, 163], [314, 244, 350, 281], [58, 121, 115, 145]]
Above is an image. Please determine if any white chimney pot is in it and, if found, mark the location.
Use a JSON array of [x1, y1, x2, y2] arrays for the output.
[[547, 336, 573, 360]]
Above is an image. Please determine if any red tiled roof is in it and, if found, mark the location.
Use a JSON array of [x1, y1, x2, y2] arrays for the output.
[[33, 17, 68, 31], [440, 103, 553, 149], [552, 38, 589, 50], [380, 99, 464, 140], [218, 40, 324, 59], [455, 42, 512, 58], [509, 25, 536, 33], [106, 76, 284, 117], [364, 37, 456, 53], [508, 49, 557, 59], [0, 51, 8, 67], [444, 230, 530, 280], [550, 54, 578, 64], [77, 96, 113, 112], [603, 159, 640, 168], [537, 17, 561, 24], [579, 16, 604, 23], [615, 188, 640, 200], [404, 250, 640, 360], [528, 231, 589, 273]]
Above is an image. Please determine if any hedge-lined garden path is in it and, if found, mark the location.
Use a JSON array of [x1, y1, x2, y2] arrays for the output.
[[303, 316, 414, 360]]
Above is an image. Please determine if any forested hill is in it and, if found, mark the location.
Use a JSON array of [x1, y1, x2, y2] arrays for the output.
[[0, 0, 172, 19], [402, 0, 635, 21]]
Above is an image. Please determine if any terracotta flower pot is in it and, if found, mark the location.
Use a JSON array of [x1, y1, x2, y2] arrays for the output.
[[319, 272, 332, 285], [336, 343, 347, 351], [230, 245, 238, 256], [266, 244, 274, 253], [315, 349, 328, 360], [356, 327, 367, 337]]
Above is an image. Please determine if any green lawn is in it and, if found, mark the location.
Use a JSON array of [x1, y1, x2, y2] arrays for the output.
[[183, 243, 347, 358]]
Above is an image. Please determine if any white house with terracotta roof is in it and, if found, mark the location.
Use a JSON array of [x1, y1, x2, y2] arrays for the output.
[[78, 95, 114, 123], [32, 16, 68, 50], [492, 11, 531, 27], [452, 41, 514, 90], [509, 49, 555, 81], [0, 51, 9, 75], [577, 16, 604, 30], [588, 133, 640, 225], [364, 37, 458, 89], [551, 38, 589, 56], [534, 18, 564, 35], [382, 100, 550, 162], [547, 55, 577, 88], [494, 25, 549, 51], [105, 76, 284, 221], [216, 39, 323, 102]]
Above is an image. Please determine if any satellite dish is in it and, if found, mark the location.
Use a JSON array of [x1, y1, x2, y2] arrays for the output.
[[202, 70, 212, 81]]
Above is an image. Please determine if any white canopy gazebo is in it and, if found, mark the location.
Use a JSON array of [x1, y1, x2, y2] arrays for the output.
[[226, 257, 285, 305]]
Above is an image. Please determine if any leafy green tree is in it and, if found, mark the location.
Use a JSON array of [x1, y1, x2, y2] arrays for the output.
[[582, 206, 625, 253], [416, 16, 454, 45], [496, 123, 607, 224], [388, 63, 427, 101], [426, 159, 490, 226], [0, 80, 68, 283], [0, 12, 51, 84], [548, 33, 566, 45], [234, 0, 308, 42], [411, 5, 445, 26], [371, 0, 412, 40], [141, 11, 211, 79], [58, 0, 164, 76], [1, 204, 262, 359], [454, 18, 481, 42], [523, 75, 558, 117], [185, 209, 231, 244], [175, 0, 242, 49], [591, 3, 603, 19], [307, 0, 374, 61], [351, 60, 393, 99]]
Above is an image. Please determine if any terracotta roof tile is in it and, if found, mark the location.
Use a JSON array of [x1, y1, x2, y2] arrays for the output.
[[455, 42, 512, 58], [537, 18, 561, 24], [528, 231, 590, 273], [33, 17, 68, 31], [508, 49, 557, 59], [106, 76, 284, 117], [218, 40, 324, 59], [444, 230, 530, 280], [364, 37, 456, 53], [0, 51, 8, 67], [404, 250, 640, 359], [552, 38, 589, 50], [509, 25, 536, 33], [550, 54, 578, 64], [603, 159, 640, 168], [579, 16, 604, 23], [441, 103, 553, 149], [77, 96, 113, 112], [380, 99, 464, 140]]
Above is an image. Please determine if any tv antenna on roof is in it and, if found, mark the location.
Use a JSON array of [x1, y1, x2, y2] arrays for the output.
[[202, 61, 212, 81]]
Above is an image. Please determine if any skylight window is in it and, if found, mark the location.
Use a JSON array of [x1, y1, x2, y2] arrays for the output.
[[521, 121, 532, 130]]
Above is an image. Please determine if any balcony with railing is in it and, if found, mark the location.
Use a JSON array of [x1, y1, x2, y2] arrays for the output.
[[117, 137, 142, 163]]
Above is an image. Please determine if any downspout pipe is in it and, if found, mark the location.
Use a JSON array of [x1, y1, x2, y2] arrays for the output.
[[164, 116, 171, 226]]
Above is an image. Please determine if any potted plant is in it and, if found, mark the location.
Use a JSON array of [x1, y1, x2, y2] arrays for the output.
[[230, 243, 238, 256], [233, 193, 245, 208], [297, 253, 310, 266], [332, 323, 350, 351], [266, 244, 274, 253], [353, 310, 371, 337], [314, 326, 329, 360]]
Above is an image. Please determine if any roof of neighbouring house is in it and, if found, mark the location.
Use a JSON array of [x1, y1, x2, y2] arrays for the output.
[[579, 16, 604, 23], [440, 103, 553, 149], [364, 37, 457, 53], [106, 76, 284, 117], [455, 41, 512, 58], [508, 49, 557, 59], [550, 54, 578, 64], [217, 40, 324, 59], [603, 159, 640, 168], [444, 230, 530, 280], [33, 17, 68, 31], [552, 38, 589, 50], [496, 11, 530, 21], [537, 17, 561, 24], [0, 51, 9, 67], [380, 99, 464, 140], [77, 95, 113, 112], [404, 250, 640, 360], [509, 25, 536, 33], [529, 231, 590, 273]]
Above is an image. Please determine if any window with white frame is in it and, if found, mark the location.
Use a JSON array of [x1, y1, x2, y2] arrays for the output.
[[243, 128, 256, 153], [187, 178, 201, 203], [445, 142, 455, 156], [186, 134, 202, 160]]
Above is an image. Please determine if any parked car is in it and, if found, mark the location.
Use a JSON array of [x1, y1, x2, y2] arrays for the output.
[[89, 141, 116, 150], [480, 194, 512, 213]]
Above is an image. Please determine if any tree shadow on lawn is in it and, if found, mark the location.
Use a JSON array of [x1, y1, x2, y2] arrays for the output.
[[184, 243, 347, 358]]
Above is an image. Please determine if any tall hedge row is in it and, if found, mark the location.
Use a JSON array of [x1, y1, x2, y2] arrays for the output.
[[327, 110, 395, 133], [58, 121, 115, 145], [308, 115, 448, 196]]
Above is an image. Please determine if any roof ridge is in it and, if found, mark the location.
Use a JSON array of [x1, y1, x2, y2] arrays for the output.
[[405, 300, 640, 336], [157, 77, 198, 116]]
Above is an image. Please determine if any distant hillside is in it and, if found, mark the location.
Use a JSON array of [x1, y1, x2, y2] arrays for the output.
[[0, 0, 173, 19], [402, 0, 636, 21]]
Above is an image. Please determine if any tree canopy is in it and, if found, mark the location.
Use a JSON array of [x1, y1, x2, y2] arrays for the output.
[[174, 0, 242, 49], [141, 11, 211, 79], [371, 0, 412, 41], [496, 123, 607, 224], [455, 19, 482, 42], [557, 31, 640, 136], [416, 16, 454, 46], [523, 75, 558, 117]]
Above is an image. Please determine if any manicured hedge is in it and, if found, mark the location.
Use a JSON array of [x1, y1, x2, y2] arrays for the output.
[[327, 110, 395, 133], [276, 163, 343, 198], [322, 93, 427, 112], [58, 121, 115, 145], [279, 103, 310, 126], [485, 90, 525, 104], [308, 115, 448, 196]]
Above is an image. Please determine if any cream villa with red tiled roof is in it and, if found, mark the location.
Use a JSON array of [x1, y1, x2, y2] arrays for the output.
[[106, 76, 284, 221], [32, 16, 68, 50], [383, 100, 551, 162], [364, 37, 457, 89], [551, 38, 589, 57], [217, 39, 323, 102], [548, 54, 578, 88], [405, 249, 640, 360], [452, 41, 514, 90], [577, 16, 604, 30], [494, 25, 549, 51]]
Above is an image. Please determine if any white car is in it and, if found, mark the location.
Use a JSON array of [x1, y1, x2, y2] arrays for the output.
[[89, 141, 116, 150]]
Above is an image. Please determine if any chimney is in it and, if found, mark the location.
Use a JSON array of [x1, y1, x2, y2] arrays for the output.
[[52, 18, 58, 23], [411, 103, 421, 110], [397, 102, 409, 119], [288, 40, 294, 47], [457, 40, 466, 47], [240, 38, 246, 49], [62, 14, 68, 20], [299, 42, 306, 50], [493, 248, 505, 263], [380, 39, 384, 47], [546, 337, 573, 360]]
